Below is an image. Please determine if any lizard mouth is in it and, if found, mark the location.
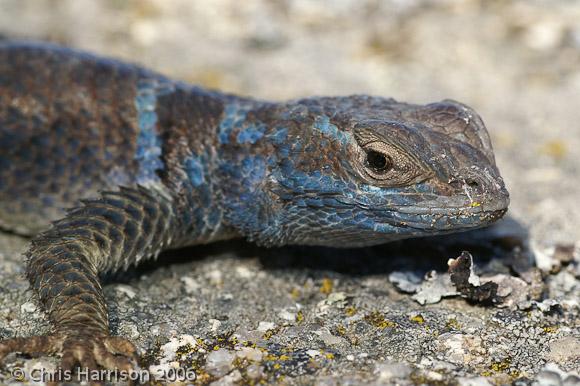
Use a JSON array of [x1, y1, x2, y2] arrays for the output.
[[385, 203, 509, 232], [403, 208, 507, 231], [369, 193, 510, 233], [394, 199, 509, 216]]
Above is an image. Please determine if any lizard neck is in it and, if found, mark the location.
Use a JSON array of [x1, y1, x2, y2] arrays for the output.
[[149, 81, 268, 245]]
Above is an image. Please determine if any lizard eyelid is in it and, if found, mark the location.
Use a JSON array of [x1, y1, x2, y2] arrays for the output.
[[355, 141, 430, 187]]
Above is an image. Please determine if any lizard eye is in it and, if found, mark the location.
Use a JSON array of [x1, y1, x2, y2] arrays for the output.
[[355, 140, 431, 187], [366, 150, 392, 173]]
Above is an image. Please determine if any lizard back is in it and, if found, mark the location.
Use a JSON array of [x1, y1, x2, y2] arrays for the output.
[[0, 42, 226, 237]]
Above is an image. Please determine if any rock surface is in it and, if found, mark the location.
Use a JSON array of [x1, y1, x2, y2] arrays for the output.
[[0, 0, 579, 384]]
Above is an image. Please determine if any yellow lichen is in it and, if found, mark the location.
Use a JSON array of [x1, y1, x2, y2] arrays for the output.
[[320, 278, 334, 295], [445, 318, 461, 330], [175, 343, 195, 359], [241, 340, 257, 348], [290, 287, 301, 300], [345, 306, 357, 316], [510, 369, 522, 378], [409, 315, 425, 324], [540, 140, 567, 160], [262, 330, 274, 340], [336, 324, 347, 335], [296, 310, 304, 323], [195, 370, 212, 384], [364, 311, 397, 329], [542, 326, 559, 334], [489, 358, 511, 373]]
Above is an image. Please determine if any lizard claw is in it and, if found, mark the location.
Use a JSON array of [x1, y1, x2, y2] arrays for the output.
[[0, 333, 138, 384]]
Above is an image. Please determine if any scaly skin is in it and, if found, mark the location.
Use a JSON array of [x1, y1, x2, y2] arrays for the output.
[[0, 42, 509, 377]]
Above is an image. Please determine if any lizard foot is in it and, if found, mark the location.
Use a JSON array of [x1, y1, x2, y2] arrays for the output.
[[0, 333, 138, 384]]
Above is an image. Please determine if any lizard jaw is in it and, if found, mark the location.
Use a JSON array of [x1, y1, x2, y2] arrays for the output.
[[372, 204, 509, 233]]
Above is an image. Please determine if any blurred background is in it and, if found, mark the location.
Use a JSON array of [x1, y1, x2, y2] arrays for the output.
[[0, 0, 579, 245]]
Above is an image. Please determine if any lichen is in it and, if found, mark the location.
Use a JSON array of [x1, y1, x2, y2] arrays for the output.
[[364, 311, 397, 329]]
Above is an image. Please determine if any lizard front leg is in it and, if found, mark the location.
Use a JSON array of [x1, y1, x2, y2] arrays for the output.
[[0, 186, 177, 377]]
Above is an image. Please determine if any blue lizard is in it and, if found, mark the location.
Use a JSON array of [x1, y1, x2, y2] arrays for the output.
[[0, 42, 508, 374]]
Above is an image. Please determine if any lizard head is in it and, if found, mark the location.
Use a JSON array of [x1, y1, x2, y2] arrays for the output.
[[219, 96, 509, 247]]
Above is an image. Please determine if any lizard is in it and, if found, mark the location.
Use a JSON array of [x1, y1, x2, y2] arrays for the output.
[[0, 41, 509, 375]]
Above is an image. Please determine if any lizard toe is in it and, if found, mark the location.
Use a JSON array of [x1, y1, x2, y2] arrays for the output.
[[1, 333, 138, 385], [94, 340, 135, 371], [60, 335, 138, 384], [0, 334, 64, 360], [104, 336, 138, 361], [58, 342, 103, 386]]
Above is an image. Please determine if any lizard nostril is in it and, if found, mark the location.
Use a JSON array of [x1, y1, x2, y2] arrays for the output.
[[448, 177, 482, 193], [466, 178, 479, 188]]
